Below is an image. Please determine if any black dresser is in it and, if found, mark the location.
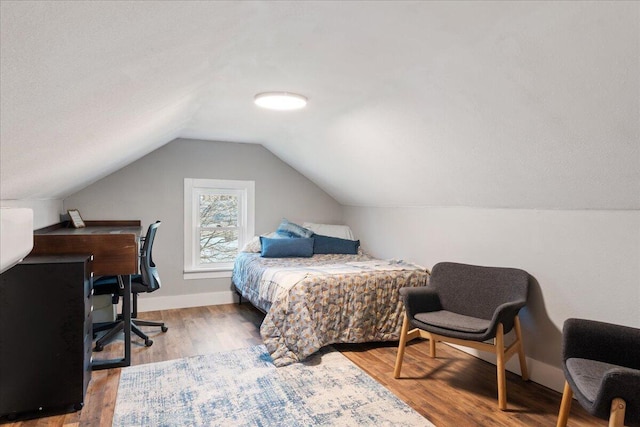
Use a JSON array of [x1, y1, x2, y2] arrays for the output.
[[0, 255, 93, 418]]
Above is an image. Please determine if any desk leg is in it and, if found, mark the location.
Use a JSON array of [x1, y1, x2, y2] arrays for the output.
[[122, 274, 131, 366], [92, 274, 132, 370]]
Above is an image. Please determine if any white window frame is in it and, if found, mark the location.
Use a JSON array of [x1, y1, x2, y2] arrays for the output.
[[183, 178, 255, 279]]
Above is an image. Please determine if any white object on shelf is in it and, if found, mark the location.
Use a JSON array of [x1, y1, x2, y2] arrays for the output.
[[0, 208, 34, 274], [92, 294, 117, 323]]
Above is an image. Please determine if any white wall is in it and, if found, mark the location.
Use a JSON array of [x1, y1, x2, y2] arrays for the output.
[[344, 205, 640, 391], [64, 138, 343, 307]]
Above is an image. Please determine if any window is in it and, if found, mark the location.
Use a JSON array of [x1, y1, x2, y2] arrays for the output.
[[184, 178, 254, 279]]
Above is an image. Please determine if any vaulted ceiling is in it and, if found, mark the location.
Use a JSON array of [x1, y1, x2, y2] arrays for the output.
[[1, 1, 638, 209]]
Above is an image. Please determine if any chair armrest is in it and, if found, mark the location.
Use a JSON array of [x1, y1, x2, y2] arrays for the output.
[[563, 319, 640, 369], [488, 300, 527, 334], [594, 368, 640, 421], [399, 286, 441, 318]]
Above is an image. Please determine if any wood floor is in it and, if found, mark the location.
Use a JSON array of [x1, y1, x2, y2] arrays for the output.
[[2, 304, 605, 427]]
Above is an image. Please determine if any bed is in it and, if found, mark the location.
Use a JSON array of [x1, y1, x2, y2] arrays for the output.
[[232, 250, 430, 367]]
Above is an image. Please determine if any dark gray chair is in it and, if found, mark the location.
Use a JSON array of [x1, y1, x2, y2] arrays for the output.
[[394, 262, 530, 410], [557, 318, 640, 427], [92, 221, 167, 350]]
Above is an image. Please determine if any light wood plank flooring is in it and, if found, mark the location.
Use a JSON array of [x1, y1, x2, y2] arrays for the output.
[[2, 304, 604, 426]]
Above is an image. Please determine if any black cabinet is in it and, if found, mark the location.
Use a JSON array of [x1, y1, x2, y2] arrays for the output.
[[0, 255, 93, 418]]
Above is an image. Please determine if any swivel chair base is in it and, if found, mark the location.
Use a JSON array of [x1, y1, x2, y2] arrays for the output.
[[93, 317, 168, 351]]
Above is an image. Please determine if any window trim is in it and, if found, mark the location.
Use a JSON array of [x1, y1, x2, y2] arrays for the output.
[[183, 178, 255, 280]]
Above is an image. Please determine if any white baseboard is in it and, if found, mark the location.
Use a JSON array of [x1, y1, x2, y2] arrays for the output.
[[446, 343, 566, 394], [136, 290, 237, 312]]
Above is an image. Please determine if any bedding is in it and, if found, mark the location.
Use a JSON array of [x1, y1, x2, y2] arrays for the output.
[[232, 252, 430, 366]]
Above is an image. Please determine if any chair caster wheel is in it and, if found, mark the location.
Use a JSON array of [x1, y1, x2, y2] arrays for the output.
[[145, 339, 153, 347], [161, 326, 168, 332], [94, 343, 104, 352]]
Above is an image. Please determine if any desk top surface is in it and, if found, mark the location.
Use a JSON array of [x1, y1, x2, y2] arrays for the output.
[[41, 225, 141, 236], [35, 220, 141, 237]]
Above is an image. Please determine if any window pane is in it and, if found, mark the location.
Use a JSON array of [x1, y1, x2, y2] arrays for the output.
[[200, 229, 238, 263], [199, 194, 238, 227]]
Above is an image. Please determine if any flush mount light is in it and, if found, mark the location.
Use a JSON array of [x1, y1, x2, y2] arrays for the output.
[[254, 92, 307, 111]]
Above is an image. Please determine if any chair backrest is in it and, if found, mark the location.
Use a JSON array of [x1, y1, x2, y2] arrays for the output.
[[430, 262, 529, 321], [563, 318, 640, 371], [139, 221, 161, 293]]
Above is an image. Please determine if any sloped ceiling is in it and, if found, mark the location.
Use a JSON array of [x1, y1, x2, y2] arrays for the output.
[[1, 1, 638, 209]]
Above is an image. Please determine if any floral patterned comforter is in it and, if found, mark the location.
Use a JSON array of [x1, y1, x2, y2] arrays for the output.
[[232, 253, 430, 366]]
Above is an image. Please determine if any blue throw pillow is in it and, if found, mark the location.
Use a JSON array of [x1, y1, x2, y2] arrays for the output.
[[260, 236, 314, 258], [313, 234, 360, 255], [276, 219, 314, 238]]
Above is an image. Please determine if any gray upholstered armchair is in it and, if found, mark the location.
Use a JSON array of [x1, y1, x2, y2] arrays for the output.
[[557, 318, 640, 427], [394, 262, 530, 410]]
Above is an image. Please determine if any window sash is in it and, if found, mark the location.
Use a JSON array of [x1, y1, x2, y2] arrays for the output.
[[184, 179, 254, 277]]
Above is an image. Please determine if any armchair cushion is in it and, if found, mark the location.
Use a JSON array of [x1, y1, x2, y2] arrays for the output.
[[415, 310, 490, 334], [566, 358, 638, 403]]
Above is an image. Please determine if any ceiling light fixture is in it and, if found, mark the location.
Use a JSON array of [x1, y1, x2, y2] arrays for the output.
[[254, 92, 307, 111]]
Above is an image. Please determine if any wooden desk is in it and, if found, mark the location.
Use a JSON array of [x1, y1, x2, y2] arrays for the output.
[[31, 220, 142, 369], [32, 220, 141, 276]]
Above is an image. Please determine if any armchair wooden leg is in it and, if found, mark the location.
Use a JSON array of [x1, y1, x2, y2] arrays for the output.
[[429, 333, 436, 358], [514, 316, 529, 381], [496, 323, 507, 410], [609, 397, 626, 427], [394, 313, 410, 378], [556, 381, 573, 427]]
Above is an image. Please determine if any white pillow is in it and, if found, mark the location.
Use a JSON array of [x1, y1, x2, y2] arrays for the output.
[[302, 222, 355, 240], [241, 235, 261, 253]]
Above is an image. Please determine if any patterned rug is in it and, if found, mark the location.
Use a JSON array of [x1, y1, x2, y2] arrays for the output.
[[114, 345, 433, 426]]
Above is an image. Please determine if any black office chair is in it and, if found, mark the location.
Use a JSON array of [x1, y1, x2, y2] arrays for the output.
[[92, 221, 167, 351]]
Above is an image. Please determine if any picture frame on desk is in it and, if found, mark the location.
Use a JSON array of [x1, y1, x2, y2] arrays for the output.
[[67, 209, 86, 228]]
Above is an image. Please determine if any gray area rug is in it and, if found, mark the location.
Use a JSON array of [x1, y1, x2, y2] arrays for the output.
[[114, 345, 433, 426]]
